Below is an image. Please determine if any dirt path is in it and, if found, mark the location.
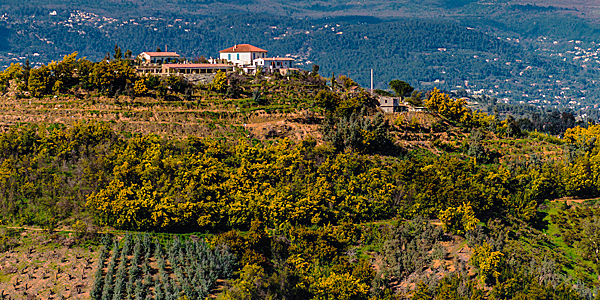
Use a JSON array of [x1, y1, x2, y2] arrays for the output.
[[551, 197, 599, 205]]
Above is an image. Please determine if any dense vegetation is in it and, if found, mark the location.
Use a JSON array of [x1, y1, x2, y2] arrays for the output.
[[2, 53, 600, 298], [0, 116, 590, 233]]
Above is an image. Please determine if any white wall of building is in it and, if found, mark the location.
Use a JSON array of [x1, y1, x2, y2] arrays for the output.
[[254, 58, 294, 71]]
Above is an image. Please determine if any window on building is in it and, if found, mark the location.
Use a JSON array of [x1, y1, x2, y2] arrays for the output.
[[237, 54, 240, 60], [228, 54, 231, 60]]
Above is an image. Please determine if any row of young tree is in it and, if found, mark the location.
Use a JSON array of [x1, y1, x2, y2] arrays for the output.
[[91, 233, 235, 300]]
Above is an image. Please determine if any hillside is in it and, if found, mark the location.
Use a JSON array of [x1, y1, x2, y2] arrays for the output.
[[2, 1, 600, 296], [0, 54, 600, 299]]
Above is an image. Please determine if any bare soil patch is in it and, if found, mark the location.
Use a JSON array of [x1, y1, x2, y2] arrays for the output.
[[0, 230, 99, 300]]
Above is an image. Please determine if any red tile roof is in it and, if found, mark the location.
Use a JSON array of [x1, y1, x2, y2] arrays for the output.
[[220, 44, 268, 53], [141, 52, 180, 57], [162, 64, 232, 69]]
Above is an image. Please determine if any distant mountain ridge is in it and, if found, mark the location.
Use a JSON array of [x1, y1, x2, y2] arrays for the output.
[[2, 0, 599, 18]]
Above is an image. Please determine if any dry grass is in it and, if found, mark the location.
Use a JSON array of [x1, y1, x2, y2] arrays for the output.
[[0, 94, 314, 141]]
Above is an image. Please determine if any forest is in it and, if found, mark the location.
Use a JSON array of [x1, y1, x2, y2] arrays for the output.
[[0, 51, 600, 299]]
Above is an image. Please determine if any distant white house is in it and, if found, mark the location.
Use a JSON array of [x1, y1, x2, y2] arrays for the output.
[[219, 44, 268, 66], [137, 52, 181, 64], [254, 57, 295, 73]]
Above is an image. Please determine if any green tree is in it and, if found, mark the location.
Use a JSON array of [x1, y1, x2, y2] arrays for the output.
[[312, 272, 369, 300], [467, 129, 488, 163], [91, 60, 137, 95], [339, 75, 357, 89], [252, 88, 265, 105], [217, 264, 268, 300], [322, 112, 393, 154], [438, 202, 480, 235], [581, 216, 600, 281], [134, 79, 148, 96], [76, 58, 95, 90], [210, 70, 227, 93], [471, 242, 503, 285], [406, 90, 423, 106], [330, 71, 336, 88], [425, 88, 491, 127], [374, 89, 393, 97], [22, 59, 31, 91], [0, 63, 23, 93], [311, 64, 320, 76], [502, 115, 522, 138], [48, 52, 79, 92], [314, 90, 341, 113], [114, 44, 123, 60], [162, 75, 187, 94], [388, 80, 413, 98], [28, 65, 51, 97]]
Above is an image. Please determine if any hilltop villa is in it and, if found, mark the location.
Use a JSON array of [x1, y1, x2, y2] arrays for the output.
[[219, 44, 296, 74], [133, 45, 399, 113], [219, 44, 268, 66], [135, 44, 295, 76], [137, 52, 181, 64]]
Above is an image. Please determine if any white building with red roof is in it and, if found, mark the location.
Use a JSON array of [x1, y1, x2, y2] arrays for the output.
[[219, 44, 296, 74], [137, 52, 181, 64], [219, 44, 268, 66]]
